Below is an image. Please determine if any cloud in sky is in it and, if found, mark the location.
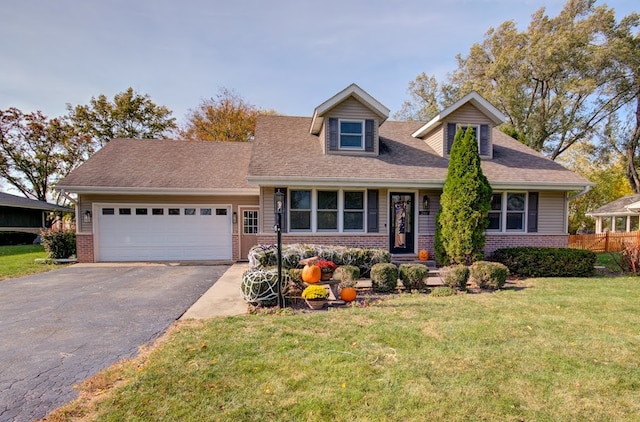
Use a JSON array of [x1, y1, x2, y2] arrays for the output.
[[0, 0, 636, 124]]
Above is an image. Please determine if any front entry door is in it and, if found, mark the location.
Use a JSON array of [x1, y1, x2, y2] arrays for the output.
[[390, 193, 415, 254], [240, 208, 259, 260]]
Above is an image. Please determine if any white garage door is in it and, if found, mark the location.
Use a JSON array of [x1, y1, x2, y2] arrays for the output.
[[96, 204, 232, 261]]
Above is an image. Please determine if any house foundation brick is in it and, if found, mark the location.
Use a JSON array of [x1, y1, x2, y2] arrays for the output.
[[256, 234, 388, 250], [76, 234, 94, 263], [484, 234, 568, 256]]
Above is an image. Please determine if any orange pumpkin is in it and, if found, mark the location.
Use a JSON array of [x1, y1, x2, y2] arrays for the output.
[[418, 250, 429, 261], [340, 287, 357, 302], [302, 263, 321, 284]]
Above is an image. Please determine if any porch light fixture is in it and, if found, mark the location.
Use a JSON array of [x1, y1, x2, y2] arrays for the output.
[[422, 195, 430, 215], [82, 210, 92, 223], [274, 189, 285, 308]]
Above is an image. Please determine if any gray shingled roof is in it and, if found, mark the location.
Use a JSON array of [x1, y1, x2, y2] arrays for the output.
[[56, 139, 257, 193], [587, 194, 640, 216], [0, 192, 72, 212], [247, 116, 591, 189]]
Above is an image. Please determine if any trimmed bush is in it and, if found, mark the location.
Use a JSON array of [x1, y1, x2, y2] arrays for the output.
[[370, 263, 398, 293], [491, 247, 596, 277], [398, 263, 428, 291], [333, 265, 360, 287], [430, 286, 457, 297], [241, 268, 287, 306], [440, 264, 470, 291], [40, 229, 76, 259], [469, 261, 509, 290]]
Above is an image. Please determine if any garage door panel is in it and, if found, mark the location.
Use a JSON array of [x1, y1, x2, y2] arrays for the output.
[[96, 205, 232, 261]]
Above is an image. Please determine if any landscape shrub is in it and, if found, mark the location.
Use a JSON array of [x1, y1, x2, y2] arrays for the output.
[[248, 244, 391, 276], [241, 268, 287, 306], [491, 247, 596, 277], [430, 286, 456, 297], [333, 265, 360, 285], [440, 264, 470, 291], [370, 263, 398, 293], [398, 263, 428, 290], [0, 231, 38, 246], [469, 261, 509, 290], [40, 229, 76, 259], [619, 244, 640, 274]]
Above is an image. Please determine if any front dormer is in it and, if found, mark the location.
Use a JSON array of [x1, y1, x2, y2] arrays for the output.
[[310, 83, 390, 156], [411, 91, 507, 159]]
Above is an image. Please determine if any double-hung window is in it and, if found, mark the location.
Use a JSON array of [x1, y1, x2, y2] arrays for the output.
[[290, 190, 312, 231], [339, 120, 364, 149], [317, 191, 338, 231], [488, 192, 528, 232], [344, 191, 364, 231]]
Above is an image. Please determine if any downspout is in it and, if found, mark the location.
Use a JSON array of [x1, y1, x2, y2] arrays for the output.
[[565, 185, 592, 234], [567, 185, 592, 201]]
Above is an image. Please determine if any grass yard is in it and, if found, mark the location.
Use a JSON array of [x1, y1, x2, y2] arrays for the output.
[[51, 276, 640, 421], [0, 244, 62, 281]]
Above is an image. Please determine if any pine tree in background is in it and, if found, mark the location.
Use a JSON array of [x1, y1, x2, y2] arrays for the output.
[[436, 127, 492, 265]]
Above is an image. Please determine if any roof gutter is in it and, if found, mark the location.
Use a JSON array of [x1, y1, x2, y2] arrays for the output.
[[567, 185, 592, 201], [54, 186, 260, 196]]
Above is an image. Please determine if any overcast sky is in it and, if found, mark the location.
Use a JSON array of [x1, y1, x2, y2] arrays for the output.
[[1, 0, 637, 125]]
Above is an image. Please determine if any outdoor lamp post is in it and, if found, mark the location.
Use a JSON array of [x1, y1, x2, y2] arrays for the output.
[[274, 189, 285, 308]]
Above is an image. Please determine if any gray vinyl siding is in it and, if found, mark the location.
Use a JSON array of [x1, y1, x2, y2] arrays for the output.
[[417, 190, 440, 235], [537, 191, 567, 234], [424, 127, 445, 157], [444, 103, 493, 159], [324, 97, 379, 155]]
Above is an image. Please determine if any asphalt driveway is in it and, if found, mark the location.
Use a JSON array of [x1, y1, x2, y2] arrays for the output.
[[0, 263, 229, 422]]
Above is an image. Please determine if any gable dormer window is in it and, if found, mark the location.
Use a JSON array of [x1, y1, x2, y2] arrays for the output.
[[340, 120, 364, 149], [328, 118, 375, 152], [447, 123, 490, 156]]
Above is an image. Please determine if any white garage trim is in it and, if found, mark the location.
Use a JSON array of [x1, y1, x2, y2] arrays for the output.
[[93, 203, 232, 262]]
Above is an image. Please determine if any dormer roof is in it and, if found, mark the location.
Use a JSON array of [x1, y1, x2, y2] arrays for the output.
[[310, 83, 390, 135], [411, 91, 507, 139]]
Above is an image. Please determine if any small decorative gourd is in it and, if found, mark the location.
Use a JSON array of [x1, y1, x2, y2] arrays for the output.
[[301, 262, 321, 284], [418, 250, 429, 261]]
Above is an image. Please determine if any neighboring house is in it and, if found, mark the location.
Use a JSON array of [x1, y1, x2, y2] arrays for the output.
[[586, 194, 640, 233], [0, 191, 73, 234], [56, 84, 592, 263]]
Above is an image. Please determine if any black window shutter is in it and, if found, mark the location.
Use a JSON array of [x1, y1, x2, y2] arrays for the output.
[[527, 192, 538, 233], [329, 118, 338, 150], [365, 119, 374, 152], [367, 190, 379, 233], [480, 124, 490, 155], [447, 123, 456, 154], [275, 187, 288, 232]]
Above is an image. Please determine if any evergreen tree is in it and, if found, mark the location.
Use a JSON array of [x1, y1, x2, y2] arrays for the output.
[[436, 127, 492, 265]]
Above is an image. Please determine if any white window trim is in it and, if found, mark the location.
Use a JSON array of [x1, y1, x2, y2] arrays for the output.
[[288, 188, 366, 233], [339, 119, 365, 150], [487, 191, 528, 233]]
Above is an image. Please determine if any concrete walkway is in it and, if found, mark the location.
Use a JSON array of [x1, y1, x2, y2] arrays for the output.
[[180, 263, 249, 319]]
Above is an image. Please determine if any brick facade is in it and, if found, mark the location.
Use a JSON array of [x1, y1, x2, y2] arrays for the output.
[[76, 234, 94, 263], [484, 234, 568, 256], [257, 234, 388, 250]]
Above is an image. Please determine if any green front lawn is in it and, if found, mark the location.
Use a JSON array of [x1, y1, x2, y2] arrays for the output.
[[0, 244, 61, 281], [52, 276, 640, 421]]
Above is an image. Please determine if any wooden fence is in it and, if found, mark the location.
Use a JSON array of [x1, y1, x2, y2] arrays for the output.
[[568, 231, 640, 252]]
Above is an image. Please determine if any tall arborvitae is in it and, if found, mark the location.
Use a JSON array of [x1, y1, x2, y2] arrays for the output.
[[436, 126, 492, 265]]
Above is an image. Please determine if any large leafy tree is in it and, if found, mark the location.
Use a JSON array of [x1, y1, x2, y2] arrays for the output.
[[0, 108, 94, 201], [400, 0, 639, 162], [180, 88, 274, 142], [436, 127, 492, 265], [67, 87, 177, 147]]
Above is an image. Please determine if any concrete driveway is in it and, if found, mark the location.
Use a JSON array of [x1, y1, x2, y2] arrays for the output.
[[0, 263, 230, 422]]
